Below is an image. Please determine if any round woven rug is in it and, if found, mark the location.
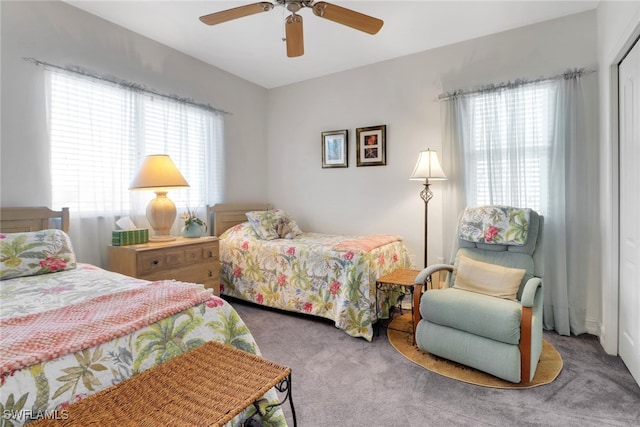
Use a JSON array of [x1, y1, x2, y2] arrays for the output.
[[387, 313, 563, 389]]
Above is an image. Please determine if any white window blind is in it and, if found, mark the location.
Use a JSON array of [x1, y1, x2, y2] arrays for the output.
[[48, 69, 224, 215], [465, 82, 554, 214]]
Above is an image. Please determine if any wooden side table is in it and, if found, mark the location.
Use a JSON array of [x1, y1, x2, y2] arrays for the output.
[[107, 236, 220, 295], [376, 269, 426, 345]]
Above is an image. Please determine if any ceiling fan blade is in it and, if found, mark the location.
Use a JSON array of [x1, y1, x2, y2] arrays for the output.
[[312, 1, 383, 35], [199, 2, 274, 26], [285, 14, 304, 58]]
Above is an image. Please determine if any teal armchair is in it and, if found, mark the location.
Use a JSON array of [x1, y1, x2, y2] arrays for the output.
[[415, 206, 543, 384]]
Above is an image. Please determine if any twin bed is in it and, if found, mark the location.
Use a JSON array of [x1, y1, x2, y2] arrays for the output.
[[0, 207, 285, 426], [210, 204, 414, 341]]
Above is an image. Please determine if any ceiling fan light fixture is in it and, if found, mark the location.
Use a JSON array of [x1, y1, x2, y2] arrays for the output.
[[199, 1, 383, 57], [286, 2, 302, 13]]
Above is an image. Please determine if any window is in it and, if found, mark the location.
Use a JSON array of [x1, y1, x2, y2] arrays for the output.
[[444, 71, 595, 336], [463, 82, 555, 214], [48, 69, 224, 215]]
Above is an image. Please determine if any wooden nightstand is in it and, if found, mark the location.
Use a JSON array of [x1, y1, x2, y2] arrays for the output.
[[107, 236, 220, 296]]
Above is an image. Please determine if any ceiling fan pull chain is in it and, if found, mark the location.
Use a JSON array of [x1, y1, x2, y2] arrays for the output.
[[281, 6, 286, 42]]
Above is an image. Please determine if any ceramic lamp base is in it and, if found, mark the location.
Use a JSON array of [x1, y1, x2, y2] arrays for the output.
[[147, 191, 177, 241]]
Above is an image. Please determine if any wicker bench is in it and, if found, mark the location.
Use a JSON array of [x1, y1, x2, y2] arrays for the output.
[[31, 341, 297, 426]]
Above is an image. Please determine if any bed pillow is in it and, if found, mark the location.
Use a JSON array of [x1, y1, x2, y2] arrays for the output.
[[453, 255, 525, 300], [0, 229, 77, 280], [245, 209, 302, 240]]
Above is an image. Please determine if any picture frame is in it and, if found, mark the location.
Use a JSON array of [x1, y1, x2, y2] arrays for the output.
[[356, 125, 386, 166], [321, 129, 348, 168]]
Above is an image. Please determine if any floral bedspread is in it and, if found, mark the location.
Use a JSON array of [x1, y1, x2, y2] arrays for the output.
[[220, 223, 413, 341], [0, 264, 285, 427]]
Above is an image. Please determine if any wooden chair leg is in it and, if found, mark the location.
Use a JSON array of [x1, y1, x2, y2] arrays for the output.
[[412, 283, 423, 346], [520, 306, 533, 384]]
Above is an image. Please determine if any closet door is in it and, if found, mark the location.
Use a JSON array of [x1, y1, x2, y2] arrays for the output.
[[619, 37, 640, 386]]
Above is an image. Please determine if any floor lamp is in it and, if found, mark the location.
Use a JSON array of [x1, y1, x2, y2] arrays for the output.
[[409, 149, 447, 268]]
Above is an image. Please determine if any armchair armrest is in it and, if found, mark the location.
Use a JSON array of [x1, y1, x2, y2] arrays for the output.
[[520, 277, 542, 307], [415, 264, 453, 285]]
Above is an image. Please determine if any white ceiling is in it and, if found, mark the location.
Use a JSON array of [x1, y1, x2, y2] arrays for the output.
[[64, 1, 599, 89]]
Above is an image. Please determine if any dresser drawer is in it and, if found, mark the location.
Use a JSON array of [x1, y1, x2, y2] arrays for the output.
[[138, 249, 186, 275], [185, 247, 203, 262], [202, 246, 217, 261]]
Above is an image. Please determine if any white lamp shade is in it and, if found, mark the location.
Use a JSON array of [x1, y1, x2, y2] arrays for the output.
[[409, 149, 447, 181], [129, 154, 190, 190]]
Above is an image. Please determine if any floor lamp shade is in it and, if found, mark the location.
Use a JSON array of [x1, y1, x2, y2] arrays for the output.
[[409, 149, 447, 182], [409, 149, 447, 268], [129, 154, 189, 241]]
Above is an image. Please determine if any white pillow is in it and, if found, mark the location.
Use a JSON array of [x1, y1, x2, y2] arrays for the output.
[[453, 255, 525, 300]]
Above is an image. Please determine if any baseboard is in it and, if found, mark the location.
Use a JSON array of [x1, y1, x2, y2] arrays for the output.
[[598, 323, 619, 356], [585, 318, 602, 339]]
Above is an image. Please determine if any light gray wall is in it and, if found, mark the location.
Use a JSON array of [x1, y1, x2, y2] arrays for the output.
[[0, 0, 269, 207], [266, 12, 598, 279], [0, 2, 605, 334], [596, 1, 640, 354]]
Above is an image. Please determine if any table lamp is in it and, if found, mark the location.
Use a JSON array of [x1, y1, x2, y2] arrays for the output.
[[129, 154, 189, 241], [409, 149, 447, 267]]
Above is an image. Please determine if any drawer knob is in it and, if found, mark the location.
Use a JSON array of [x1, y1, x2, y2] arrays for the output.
[[151, 259, 159, 265], [208, 270, 213, 277]]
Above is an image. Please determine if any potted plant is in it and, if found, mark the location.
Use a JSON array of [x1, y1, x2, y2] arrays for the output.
[[181, 207, 207, 238]]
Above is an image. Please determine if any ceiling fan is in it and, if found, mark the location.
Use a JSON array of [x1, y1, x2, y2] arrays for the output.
[[199, 1, 384, 58]]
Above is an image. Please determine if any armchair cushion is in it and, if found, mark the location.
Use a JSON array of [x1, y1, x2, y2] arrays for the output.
[[453, 255, 525, 300], [451, 248, 534, 300], [421, 288, 522, 345]]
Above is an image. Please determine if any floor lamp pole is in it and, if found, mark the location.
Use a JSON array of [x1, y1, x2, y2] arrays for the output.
[[419, 180, 433, 268]]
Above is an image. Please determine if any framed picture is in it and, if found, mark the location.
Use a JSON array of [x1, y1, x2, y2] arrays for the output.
[[321, 129, 348, 168], [356, 125, 386, 166]]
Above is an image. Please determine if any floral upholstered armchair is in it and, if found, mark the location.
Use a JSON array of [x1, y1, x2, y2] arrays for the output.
[[415, 206, 544, 384]]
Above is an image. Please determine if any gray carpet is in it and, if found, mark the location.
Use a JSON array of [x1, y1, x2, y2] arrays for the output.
[[230, 299, 640, 427]]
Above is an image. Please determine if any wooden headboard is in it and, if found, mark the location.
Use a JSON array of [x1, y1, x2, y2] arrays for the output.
[[0, 207, 70, 233], [208, 203, 270, 237]]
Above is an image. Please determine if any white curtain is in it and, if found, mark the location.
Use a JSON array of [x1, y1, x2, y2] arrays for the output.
[[46, 68, 225, 269], [440, 71, 599, 335], [544, 73, 599, 335], [440, 98, 467, 264]]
